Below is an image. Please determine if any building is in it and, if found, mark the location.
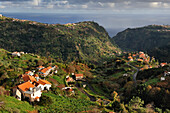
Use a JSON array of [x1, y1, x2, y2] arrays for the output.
[[22, 74, 36, 83], [0, 14, 2, 17], [75, 74, 84, 80], [66, 76, 75, 83], [160, 63, 167, 67], [25, 71, 34, 76], [12, 52, 21, 57], [38, 66, 53, 77], [37, 79, 52, 90], [17, 81, 42, 102], [37, 66, 45, 70]]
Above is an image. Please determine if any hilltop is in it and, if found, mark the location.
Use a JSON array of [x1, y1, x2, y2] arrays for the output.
[[112, 25, 170, 62], [0, 16, 120, 63]]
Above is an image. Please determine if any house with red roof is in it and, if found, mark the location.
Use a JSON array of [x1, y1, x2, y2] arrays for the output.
[[25, 71, 34, 76], [17, 81, 42, 102], [37, 66, 45, 70], [12, 52, 21, 57], [160, 63, 167, 67], [22, 74, 36, 83], [66, 76, 75, 83], [38, 66, 53, 77], [75, 74, 84, 80], [37, 79, 52, 90]]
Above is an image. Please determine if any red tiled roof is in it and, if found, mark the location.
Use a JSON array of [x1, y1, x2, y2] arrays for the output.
[[37, 79, 51, 85], [37, 66, 44, 69], [47, 66, 52, 70], [22, 75, 36, 82], [25, 71, 32, 74], [66, 77, 74, 82], [40, 68, 48, 73], [35, 96, 40, 100], [18, 81, 35, 92], [75, 74, 83, 77]]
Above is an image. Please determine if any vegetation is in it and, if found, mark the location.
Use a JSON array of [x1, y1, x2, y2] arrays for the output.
[[0, 16, 120, 63], [112, 25, 170, 62]]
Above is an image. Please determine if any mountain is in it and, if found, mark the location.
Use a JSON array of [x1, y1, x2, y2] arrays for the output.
[[112, 25, 170, 62], [0, 16, 120, 63]]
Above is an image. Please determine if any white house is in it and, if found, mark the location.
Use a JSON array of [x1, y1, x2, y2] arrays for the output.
[[75, 74, 84, 80], [38, 66, 52, 77], [12, 52, 21, 57], [161, 77, 165, 81], [37, 79, 52, 90], [37, 66, 45, 70], [25, 71, 34, 76], [17, 81, 42, 102], [0, 14, 2, 17]]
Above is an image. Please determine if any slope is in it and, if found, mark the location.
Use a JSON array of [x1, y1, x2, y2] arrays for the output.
[[112, 25, 170, 62], [0, 16, 120, 63]]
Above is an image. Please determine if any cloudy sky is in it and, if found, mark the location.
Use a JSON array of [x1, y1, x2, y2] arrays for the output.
[[0, 0, 170, 14]]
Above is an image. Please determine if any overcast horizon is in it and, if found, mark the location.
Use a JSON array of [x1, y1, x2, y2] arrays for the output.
[[0, 0, 170, 14], [1, 0, 170, 37]]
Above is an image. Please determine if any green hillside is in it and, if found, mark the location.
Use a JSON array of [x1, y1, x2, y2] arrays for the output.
[[112, 25, 170, 62], [0, 16, 120, 63]]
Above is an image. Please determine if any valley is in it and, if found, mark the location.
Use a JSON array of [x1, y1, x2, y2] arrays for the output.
[[0, 16, 169, 113]]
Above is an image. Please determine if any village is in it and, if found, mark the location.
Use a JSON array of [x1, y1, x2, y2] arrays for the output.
[[11, 51, 85, 103]]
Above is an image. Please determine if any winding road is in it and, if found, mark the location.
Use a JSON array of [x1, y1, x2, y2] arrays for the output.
[[127, 62, 139, 86]]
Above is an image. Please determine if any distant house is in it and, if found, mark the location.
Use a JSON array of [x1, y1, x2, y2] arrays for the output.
[[17, 81, 42, 102], [0, 14, 2, 17], [75, 74, 84, 80], [161, 77, 165, 81], [128, 56, 133, 61], [25, 71, 34, 76], [38, 66, 52, 77], [37, 79, 52, 90], [66, 76, 75, 83], [22, 74, 36, 83], [12, 52, 21, 57], [37, 66, 45, 70], [137, 59, 143, 62], [62, 87, 74, 93], [160, 63, 167, 67]]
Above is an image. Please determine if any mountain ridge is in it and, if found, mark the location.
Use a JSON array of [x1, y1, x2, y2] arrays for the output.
[[112, 25, 170, 62], [0, 16, 120, 63]]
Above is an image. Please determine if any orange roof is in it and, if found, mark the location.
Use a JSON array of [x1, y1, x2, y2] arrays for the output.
[[66, 77, 74, 82], [22, 75, 36, 82], [18, 81, 35, 92], [75, 74, 83, 77], [25, 71, 32, 74], [132, 54, 136, 57], [37, 79, 51, 85], [137, 59, 143, 62], [128, 56, 133, 59], [47, 66, 52, 70], [161, 63, 167, 65], [34, 74, 39, 77], [40, 68, 48, 73], [37, 66, 44, 69]]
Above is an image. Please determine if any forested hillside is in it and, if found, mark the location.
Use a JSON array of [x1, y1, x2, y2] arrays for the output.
[[0, 16, 120, 63], [112, 25, 170, 62]]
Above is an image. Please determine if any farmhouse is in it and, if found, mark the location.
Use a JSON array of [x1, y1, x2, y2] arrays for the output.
[[75, 74, 84, 80]]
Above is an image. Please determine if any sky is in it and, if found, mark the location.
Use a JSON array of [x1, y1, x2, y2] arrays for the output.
[[0, 0, 170, 14]]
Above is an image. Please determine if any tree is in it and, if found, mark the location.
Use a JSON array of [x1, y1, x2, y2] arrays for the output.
[[128, 96, 144, 109]]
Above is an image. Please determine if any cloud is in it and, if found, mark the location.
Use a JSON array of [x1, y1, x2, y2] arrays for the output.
[[0, 0, 170, 13]]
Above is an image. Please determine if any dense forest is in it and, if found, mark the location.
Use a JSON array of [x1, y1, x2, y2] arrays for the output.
[[112, 25, 170, 62]]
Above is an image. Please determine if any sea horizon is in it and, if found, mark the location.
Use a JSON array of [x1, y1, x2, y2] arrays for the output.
[[2, 12, 170, 37]]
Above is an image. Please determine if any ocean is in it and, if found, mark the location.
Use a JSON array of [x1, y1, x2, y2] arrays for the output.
[[2, 13, 170, 37]]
